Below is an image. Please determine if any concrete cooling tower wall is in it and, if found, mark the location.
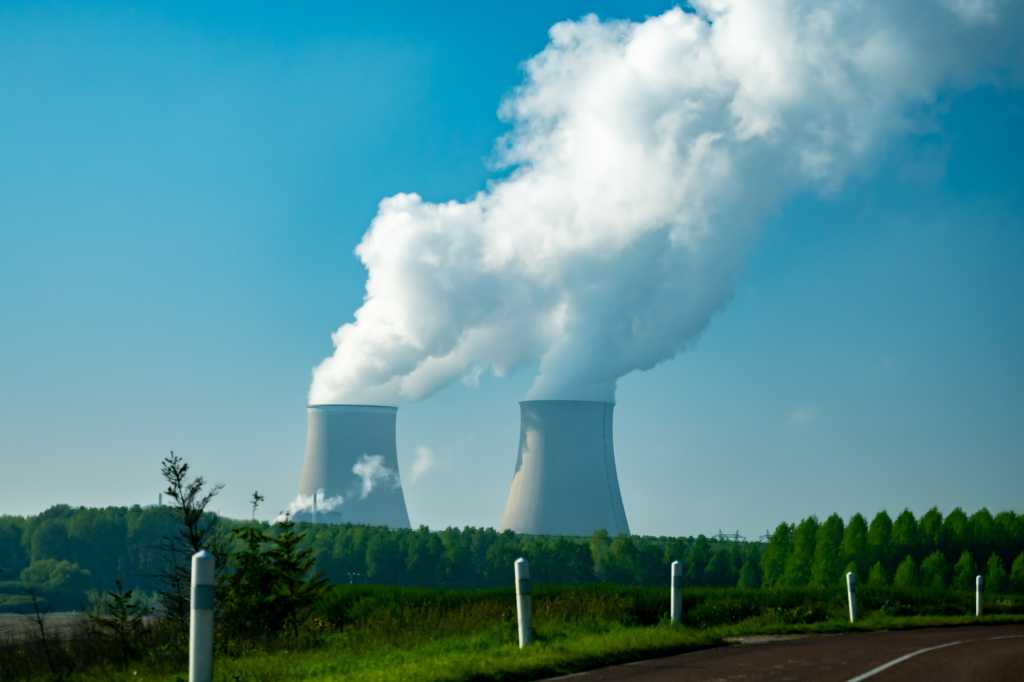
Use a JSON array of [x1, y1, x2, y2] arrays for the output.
[[500, 400, 630, 536], [296, 404, 411, 529]]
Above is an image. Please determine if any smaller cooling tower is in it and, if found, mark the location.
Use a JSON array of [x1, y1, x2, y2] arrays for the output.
[[500, 400, 630, 537], [296, 404, 411, 528]]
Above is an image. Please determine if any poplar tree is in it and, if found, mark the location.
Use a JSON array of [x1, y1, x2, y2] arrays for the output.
[[867, 561, 887, 587], [760, 523, 792, 588], [783, 517, 818, 587], [893, 555, 918, 589], [985, 553, 1007, 593], [891, 509, 920, 562], [867, 511, 892, 570], [841, 514, 868, 577], [812, 514, 845, 588], [919, 508, 944, 559], [920, 551, 949, 589], [952, 550, 975, 590], [1009, 552, 1024, 593]]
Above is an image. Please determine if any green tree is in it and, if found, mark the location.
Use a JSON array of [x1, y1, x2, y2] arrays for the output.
[[1010, 553, 1024, 593], [783, 517, 818, 587], [0, 520, 28, 577], [266, 519, 329, 636], [704, 549, 735, 587], [920, 550, 949, 589], [737, 557, 762, 588], [984, 553, 1007, 593], [942, 508, 970, 561], [159, 452, 224, 629], [760, 523, 791, 588], [867, 511, 892, 570], [994, 512, 1021, 562], [893, 555, 918, 589], [589, 529, 611, 581], [605, 536, 641, 584], [867, 561, 888, 587], [952, 550, 975, 590], [686, 536, 711, 586], [20, 558, 92, 610], [968, 508, 996, 562], [89, 579, 150, 667], [812, 514, 844, 587], [30, 519, 70, 562], [891, 509, 920, 562], [841, 514, 868, 576], [20, 558, 92, 593], [919, 507, 943, 558], [365, 533, 402, 584]]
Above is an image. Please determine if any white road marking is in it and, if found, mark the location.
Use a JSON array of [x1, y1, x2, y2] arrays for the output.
[[844, 640, 965, 682]]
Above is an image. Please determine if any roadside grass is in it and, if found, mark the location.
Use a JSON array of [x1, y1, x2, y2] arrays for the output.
[[9, 585, 1024, 681], [70, 612, 1024, 682]]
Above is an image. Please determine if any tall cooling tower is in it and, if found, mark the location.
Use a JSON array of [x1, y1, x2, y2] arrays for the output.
[[500, 400, 630, 536], [297, 404, 411, 528]]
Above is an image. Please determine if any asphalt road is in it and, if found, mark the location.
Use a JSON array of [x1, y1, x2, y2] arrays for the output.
[[544, 624, 1024, 681]]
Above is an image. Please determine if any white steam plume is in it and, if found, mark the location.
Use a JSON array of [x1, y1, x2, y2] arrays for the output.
[[310, 1, 1022, 405], [276, 489, 345, 523], [352, 454, 400, 499], [409, 446, 435, 485]]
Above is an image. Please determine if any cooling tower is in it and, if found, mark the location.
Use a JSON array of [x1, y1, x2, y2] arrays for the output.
[[500, 400, 630, 536], [296, 404, 411, 528]]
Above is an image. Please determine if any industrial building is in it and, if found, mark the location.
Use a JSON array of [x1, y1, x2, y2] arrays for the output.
[[500, 400, 630, 536], [295, 404, 411, 528]]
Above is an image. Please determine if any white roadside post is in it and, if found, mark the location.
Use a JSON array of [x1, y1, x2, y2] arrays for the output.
[[190, 550, 215, 682], [670, 560, 683, 624], [514, 557, 532, 648], [976, 575, 984, 617], [846, 571, 858, 624]]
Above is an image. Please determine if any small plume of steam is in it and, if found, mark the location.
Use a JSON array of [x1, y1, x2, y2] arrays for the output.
[[352, 454, 400, 499], [276, 488, 345, 523], [409, 446, 435, 485], [310, 1, 1023, 405]]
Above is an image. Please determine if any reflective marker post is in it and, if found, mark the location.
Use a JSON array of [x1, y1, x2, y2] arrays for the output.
[[190, 550, 215, 682], [670, 560, 683, 624], [515, 557, 532, 648], [976, 575, 984, 617], [846, 571, 858, 623]]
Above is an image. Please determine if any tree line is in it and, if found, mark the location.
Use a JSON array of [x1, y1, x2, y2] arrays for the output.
[[759, 508, 1024, 592], [3, 503, 1023, 612]]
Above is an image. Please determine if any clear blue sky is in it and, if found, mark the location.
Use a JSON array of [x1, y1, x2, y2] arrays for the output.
[[1, 1, 1021, 537]]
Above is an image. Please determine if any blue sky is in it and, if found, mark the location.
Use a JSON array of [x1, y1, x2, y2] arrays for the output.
[[1, 1, 1021, 537]]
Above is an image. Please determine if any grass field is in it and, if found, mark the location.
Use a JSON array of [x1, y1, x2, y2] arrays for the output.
[[5, 585, 1024, 681]]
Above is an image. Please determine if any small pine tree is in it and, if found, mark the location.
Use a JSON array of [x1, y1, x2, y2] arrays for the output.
[[1011, 552, 1024, 593], [89, 579, 150, 668], [867, 561, 887, 587], [985, 554, 1007, 594], [267, 518, 329, 637], [893, 555, 917, 588], [921, 550, 949, 589], [952, 550, 975, 590]]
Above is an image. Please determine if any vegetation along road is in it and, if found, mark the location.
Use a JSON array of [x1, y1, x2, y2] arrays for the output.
[[545, 624, 1024, 681]]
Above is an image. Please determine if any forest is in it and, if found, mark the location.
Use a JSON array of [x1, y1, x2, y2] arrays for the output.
[[2, 503, 1022, 613]]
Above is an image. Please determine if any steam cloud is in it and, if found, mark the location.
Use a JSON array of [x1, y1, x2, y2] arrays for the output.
[[409, 446, 435, 485], [310, 1, 1021, 405], [352, 454, 401, 499], [277, 488, 345, 523]]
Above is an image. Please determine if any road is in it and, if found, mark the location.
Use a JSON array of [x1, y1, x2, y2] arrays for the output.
[[544, 624, 1024, 681]]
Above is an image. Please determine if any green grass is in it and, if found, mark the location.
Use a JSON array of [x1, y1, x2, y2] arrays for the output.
[[69, 614, 1024, 682], [11, 585, 1024, 682]]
